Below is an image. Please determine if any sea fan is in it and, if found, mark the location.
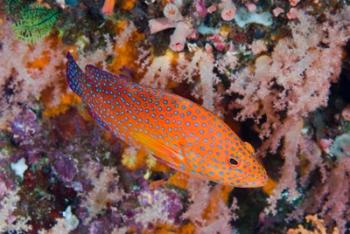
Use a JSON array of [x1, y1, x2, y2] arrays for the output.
[[11, 4, 59, 43]]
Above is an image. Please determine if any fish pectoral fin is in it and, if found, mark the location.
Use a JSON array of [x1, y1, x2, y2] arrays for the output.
[[131, 132, 184, 168]]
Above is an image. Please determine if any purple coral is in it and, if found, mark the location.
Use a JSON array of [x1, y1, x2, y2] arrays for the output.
[[52, 152, 78, 182], [131, 188, 184, 228], [11, 109, 39, 145]]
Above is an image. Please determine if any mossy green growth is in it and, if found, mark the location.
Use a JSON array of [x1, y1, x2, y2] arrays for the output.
[[11, 4, 60, 43], [5, 0, 23, 16]]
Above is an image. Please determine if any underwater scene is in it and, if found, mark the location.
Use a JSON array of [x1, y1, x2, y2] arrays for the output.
[[1, 0, 350, 233]]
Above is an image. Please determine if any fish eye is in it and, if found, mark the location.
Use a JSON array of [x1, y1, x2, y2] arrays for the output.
[[229, 158, 238, 165]]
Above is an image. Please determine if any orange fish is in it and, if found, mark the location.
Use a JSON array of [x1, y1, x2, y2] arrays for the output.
[[66, 53, 268, 187]]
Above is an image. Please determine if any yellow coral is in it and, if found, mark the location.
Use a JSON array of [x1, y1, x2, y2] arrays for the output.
[[120, 0, 136, 10], [287, 214, 340, 234], [262, 177, 277, 195], [142, 222, 195, 234], [167, 172, 189, 189], [142, 224, 176, 234], [154, 224, 177, 234], [27, 51, 50, 70], [109, 20, 144, 75], [219, 25, 232, 38], [178, 222, 196, 234], [165, 49, 178, 64], [42, 92, 81, 117], [202, 185, 233, 220], [145, 153, 170, 173], [146, 154, 171, 173], [146, 154, 157, 169], [121, 147, 147, 170], [121, 146, 170, 172]]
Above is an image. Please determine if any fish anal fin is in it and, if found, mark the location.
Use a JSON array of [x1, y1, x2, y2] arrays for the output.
[[132, 131, 184, 169]]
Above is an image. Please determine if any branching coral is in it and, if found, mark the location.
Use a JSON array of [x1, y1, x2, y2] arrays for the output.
[[2, 0, 350, 233], [0, 189, 32, 232], [0, 18, 65, 128], [80, 166, 124, 224], [133, 188, 183, 227], [182, 179, 238, 233], [226, 7, 350, 222], [287, 156, 350, 232], [228, 9, 350, 140], [287, 214, 340, 234], [141, 49, 221, 112]]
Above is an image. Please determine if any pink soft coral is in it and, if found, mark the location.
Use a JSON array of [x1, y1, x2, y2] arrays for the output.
[[0, 19, 65, 128], [288, 157, 350, 232], [227, 7, 350, 221]]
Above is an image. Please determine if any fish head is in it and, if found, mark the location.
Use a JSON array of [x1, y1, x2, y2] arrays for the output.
[[196, 140, 268, 188], [223, 141, 268, 187]]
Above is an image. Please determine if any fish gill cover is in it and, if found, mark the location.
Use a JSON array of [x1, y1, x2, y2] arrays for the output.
[[0, 0, 350, 233]]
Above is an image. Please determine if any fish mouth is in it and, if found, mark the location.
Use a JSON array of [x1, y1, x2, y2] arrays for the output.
[[238, 169, 268, 188], [226, 164, 268, 188], [230, 179, 267, 188], [242, 158, 269, 188]]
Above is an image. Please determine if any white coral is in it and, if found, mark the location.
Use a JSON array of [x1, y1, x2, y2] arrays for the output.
[[227, 8, 350, 224], [0, 19, 64, 127], [81, 166, 124, 224]]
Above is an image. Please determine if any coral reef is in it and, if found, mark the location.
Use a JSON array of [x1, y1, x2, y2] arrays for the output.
[[1, 0, 350, 233]]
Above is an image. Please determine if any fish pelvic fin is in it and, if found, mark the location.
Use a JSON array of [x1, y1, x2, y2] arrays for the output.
[[66, 52, 84, 96]]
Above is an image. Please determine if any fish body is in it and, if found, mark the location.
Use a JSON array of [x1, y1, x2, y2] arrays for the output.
[[66, 53, 267, 187]]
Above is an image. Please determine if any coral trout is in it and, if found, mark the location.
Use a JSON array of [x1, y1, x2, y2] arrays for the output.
[[66, 53, 268, 187]]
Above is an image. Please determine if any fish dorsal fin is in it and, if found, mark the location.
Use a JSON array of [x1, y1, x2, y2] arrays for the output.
[[85, 65, 134, 83], [66, 52, 84, 96], [85, 65, 119, 82], [132, 131, 184, 169], [244, 142, 255, 155]]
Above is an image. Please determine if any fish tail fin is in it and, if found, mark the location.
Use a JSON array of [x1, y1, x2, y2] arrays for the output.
[[66, 52, 84, 96]]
